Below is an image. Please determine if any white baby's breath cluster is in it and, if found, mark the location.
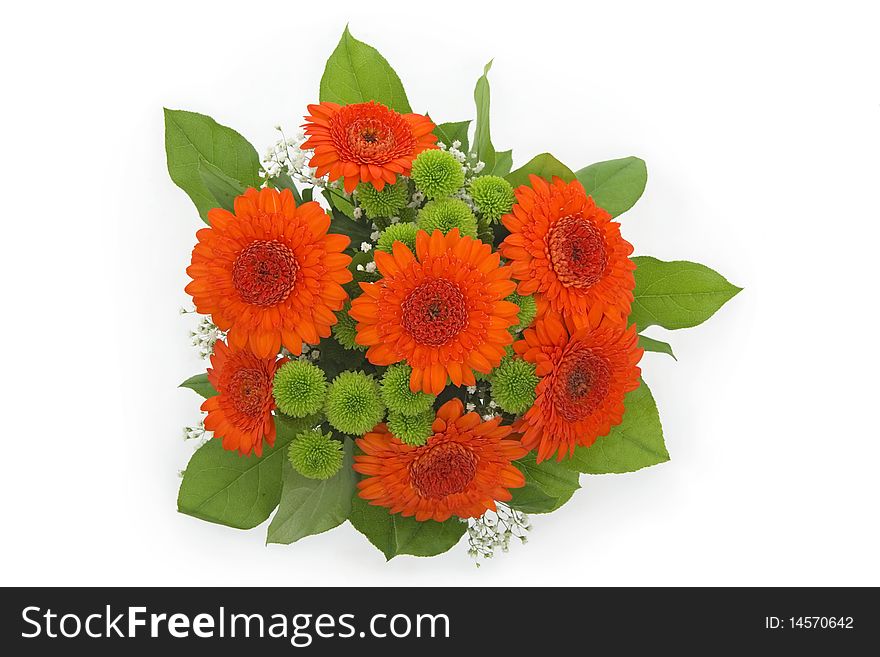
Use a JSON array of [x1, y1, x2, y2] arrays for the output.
[[465, 381, 499, 421], [180, 308, 225, 359], [182, 417, 213, 448], [464, 502, 531, 565], [438, 140, 485, 211], [281, 343, 321, 363], [259, 126, 326, 188]]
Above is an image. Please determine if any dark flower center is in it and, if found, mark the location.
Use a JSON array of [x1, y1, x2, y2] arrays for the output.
[[553, 347, 612, 422], [232, 240, 298, 306], [401, 278, 468, 346], [410, 442, 478, 499], [548, 214, 608, 288]]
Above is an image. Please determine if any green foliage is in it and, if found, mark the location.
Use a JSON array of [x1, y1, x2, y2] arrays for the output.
[[325, 371, 385, 435], [575, 156, 647, 217], [631, 256, 742, 330], [507, 292, 537, 331], [163, 108, 260, 222], [316, 335, 366, 381], [469, 175, 515, 222], [563, 380, 669, 474], [324, 187, 358, 221], [472, 61, 496, 174], [490, 357, 539, 414], [387, 409, 434, 446], [357, 178, 409, 219], [434, 121, 470, 151], [177, 415, 316, 529], [639, 334, 676, 360], [319, 26, 412, 113], [349, 495, 466, 560], [267, 440, 355, 544], [179, 373, 216, 399], [380, 363, 435, 415], [417, 198, 477, 237], [287, 429, 345, 480], [493, 150, 513, 177], [376, 222, 419, 254], [198, 160, 245, 212], [273, 361, 327, 418], [506, 153, 576, 189], [508, 452, 580, 514]]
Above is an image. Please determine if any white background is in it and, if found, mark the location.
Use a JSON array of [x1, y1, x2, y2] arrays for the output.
[[2, 0, 878, 587]]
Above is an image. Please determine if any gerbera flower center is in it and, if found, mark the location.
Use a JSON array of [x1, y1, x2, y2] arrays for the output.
[[548, 214, 608, 288], [232, 239, 299, 306], [410, 441, 478, 499], [228, 367, 270, 417], [553, 347, 612, 422], [400, 278, 469, 346], [346, 117, 395, 160]]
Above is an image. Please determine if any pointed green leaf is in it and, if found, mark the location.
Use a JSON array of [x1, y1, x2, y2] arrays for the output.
[[509, 451, 580, 514], [506, 153, 576, 189], [472, 61, 496, 174], [164, 108, 260, 222], [267, 440, 356, 545], [575, 156, 647, 217], [492, 149, 513, 177], [638, 334, 676, 360], [632, 256, 742, 330], [349, 495, 466, 560], [563, 381, 669, 474], [198, 160, 245, 212], [177, 415, 316, 529], [319, 26, 412, 113], [179, 373, 216, 399], [434, 121, 470, 152]]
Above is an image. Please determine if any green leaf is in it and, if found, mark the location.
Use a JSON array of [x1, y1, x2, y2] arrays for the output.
[[472, 61, 496, 174], [179, 373, 216, 399], [319, 26, 412, 113], [492, 149, 513, 177], [434, 121, 470, 152], [508, 451, 580, 513], [506, 153, 576, 189], [631, 256, 742, 330], [575, 156, 647, 217], [266, 440, 356, 545], [563, 380, 669, 474], [177, 415, 316, 529], [198, 160, 245, 212], [317, 336, 366, 381], [323, 188, 357, 220], [638, 334, 676, 360], [164, 108, 260, 222], [349, 495, 466, 560]]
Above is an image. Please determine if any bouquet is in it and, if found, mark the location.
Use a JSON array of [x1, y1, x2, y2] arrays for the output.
[[167, 27, 740, 562]]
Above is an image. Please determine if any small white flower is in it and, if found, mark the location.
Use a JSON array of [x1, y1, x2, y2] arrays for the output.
[[353, 207, 363, 220], [356, 264, 365, 272], [466, 385, 477, 394], [360, 242, 373, 252], [364, 261, 377, 273], [370, 230, 381, 242]]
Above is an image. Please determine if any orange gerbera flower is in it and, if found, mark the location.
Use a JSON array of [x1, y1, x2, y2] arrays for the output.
[[302, 101, 437, 192], [513, 311, 643, 462], [500, 175, 636, 326], [354, 399, 527, 521], [201, 340, 285, 457], [185, 187, 352, 359], [349, 229, 520, 395]]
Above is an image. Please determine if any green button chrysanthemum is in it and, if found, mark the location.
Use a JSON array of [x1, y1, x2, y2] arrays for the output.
[[387, 409, 435, 446], [332, 302, 365, 351], [410, 149, 465, 199], [273, 360, 327, 418], [357, 178, 409, 219], [490, 357, 539, 414], [469, 175, 516, 223], [376, 222, 419, 254], [288, 429, 344, 480], [417, 198, 477, 237], [380, 363, 435, 415], [325, 371, 385, 435], [506, 292, 537, 331]]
